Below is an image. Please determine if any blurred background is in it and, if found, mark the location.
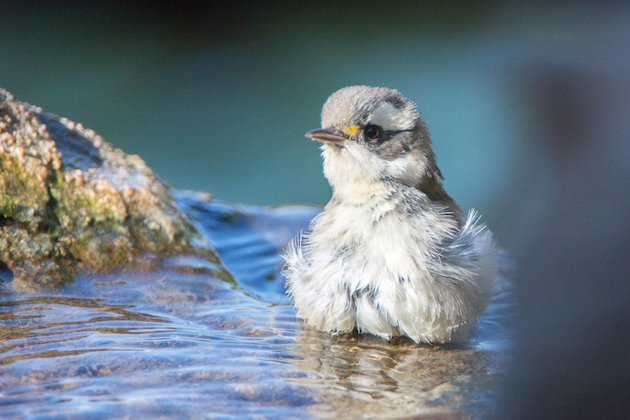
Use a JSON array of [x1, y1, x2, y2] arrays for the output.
[[3, 1, 630, 417], [0, 0, 554, 240], [2, 2, 628, 242]]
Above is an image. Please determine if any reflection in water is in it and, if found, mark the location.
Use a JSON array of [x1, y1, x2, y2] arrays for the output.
[[292, 329, 498, 417], [0, 197, 509, 417]]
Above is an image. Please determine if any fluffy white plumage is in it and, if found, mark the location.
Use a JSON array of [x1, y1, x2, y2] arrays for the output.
[[283, 86, 496, 344]]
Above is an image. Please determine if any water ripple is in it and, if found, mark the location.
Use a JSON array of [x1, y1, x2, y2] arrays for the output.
[[0, 195, 512, 417]]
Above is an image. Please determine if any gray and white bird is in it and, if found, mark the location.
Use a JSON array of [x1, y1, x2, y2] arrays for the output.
[[283, 86, 496, 344]]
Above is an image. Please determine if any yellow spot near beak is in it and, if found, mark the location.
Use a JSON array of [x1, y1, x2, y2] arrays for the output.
[[343, 125, 360, 137]]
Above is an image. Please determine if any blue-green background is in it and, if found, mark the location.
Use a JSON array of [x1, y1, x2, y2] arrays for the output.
[[3, 2, 615, 239]]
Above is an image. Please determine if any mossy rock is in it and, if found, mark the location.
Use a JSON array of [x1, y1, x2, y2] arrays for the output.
[[0, 88, 226, 291]]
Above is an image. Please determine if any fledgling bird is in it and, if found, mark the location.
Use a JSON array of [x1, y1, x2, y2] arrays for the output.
[[283, 86, 496, 344]]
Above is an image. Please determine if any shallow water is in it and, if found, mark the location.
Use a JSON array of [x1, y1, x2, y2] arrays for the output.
[[0, 191, 512, 418]]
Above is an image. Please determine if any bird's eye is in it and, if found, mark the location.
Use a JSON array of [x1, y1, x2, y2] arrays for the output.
[[364, 124, 382, 140]]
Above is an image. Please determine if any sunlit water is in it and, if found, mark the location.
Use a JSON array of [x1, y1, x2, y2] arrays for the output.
[[0, 191, 513, 418]]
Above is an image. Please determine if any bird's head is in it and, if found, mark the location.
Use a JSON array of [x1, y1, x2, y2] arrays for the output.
[[306, 86, 439, 196]]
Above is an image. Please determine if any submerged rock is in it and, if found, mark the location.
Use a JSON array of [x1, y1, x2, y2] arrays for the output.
[[0, 88, 225, 291]]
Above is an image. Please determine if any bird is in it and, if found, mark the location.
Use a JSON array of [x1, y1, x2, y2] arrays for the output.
[[283, 85, 496, 344]]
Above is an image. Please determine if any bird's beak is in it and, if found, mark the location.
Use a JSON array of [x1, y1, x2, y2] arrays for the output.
[[305, 127, 347, 144]]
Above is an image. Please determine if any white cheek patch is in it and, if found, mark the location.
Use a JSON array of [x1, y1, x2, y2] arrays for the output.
[[384, 156, 409, 178], [368, 102, 415, 131], [385, 154, 427, 186]]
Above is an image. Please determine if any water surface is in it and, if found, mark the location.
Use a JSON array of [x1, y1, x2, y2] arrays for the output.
[[0, 192, 512, 418]]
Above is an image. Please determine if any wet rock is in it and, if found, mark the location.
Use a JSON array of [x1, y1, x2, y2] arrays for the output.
[[0, 88, 225, 291]]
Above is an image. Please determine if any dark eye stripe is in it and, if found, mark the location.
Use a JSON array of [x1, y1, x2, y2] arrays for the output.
[[388, 129, 414, 134], [380, 128, 414, 142], [363, 123, 414, 145]]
